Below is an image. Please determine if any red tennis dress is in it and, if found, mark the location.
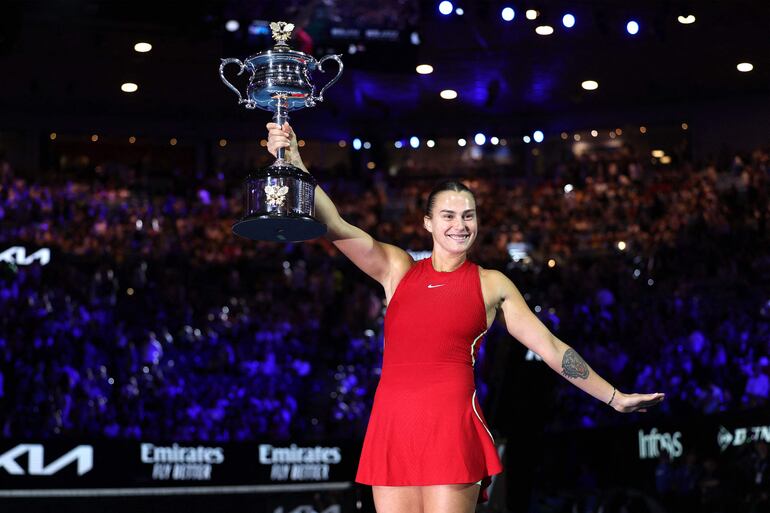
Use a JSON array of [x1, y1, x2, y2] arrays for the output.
[[355, 257, 503, 503]]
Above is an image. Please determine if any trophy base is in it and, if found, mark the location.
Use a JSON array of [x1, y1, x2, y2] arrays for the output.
[[232, 213, 327, 242]]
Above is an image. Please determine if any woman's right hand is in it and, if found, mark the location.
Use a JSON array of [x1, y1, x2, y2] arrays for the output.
[[266, 122, 302, 168]]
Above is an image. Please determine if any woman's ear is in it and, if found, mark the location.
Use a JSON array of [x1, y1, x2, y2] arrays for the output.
[[423, 215, 432, 233]]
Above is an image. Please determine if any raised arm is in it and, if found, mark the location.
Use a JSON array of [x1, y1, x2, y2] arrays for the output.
[[486, 269, 665, 413], [266, 122, 413, 296]]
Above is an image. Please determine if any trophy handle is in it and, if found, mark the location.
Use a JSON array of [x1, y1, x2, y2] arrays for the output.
[[219, 58, 256, 109], [307, 54, 344, 106]]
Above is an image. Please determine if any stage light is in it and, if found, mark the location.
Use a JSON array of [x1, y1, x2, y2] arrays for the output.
[[410, 136, 420, 148], [617, 241, 627, 250], [225, 20, 240, 32], [581, 80, 598, 90], [523, 135, 531, 143], [455, 7, 464, 15], [681, 122, 689, 130], [49, 132, 57, 140], [416, 64, 434, 74], [352, 138, 362, 150], [651, 149, 665, 158], [562, 14, 575, 28], [535, 25, 554, 35], [591, 130, 598, 137], [490, 136, 499, 145], [410, 32, 421, 45], [660, 155, 672, 164], [91, 134, 99, 142], [363, 141, 371, 149], [547, 259, 556, 268], [457, 138, 467, 147], [439, 1, 453, 15], [427, 139, 436, 147], [440, 89, 458, 99], [338, 140, 347, 147], [640, 126, 647, 133], [626, 20, 639, 35], [134, 42, 152, 53], [474, 133, 486, 145], [573, 134, 581, 141], [560, 132, 568, 140], [564, 184, 574, 193], [394, 140, 403, 148], [170, 138, 177, 146], [737, 62, 754, 72], [526, 9, 538, 20], [129, 136, 136, 144], [501, 7, 515, 21], [121, 82, 138, 93], [533, 130, 544, 143], [219, 139, 227, 147], [615, 128, 623, 135], [367, 161, 376, 170], [677, 15, 695, 25]]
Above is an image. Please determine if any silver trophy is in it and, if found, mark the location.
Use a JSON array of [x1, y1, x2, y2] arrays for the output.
[[219, 21, 343, 241]]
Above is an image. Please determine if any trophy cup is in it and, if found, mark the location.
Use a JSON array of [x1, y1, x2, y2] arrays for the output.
[[219, 21, 343, 241]]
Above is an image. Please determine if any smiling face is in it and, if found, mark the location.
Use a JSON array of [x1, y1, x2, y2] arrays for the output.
[[423, 190, 478, 255]]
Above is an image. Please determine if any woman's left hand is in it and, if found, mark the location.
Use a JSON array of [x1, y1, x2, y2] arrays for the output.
[[612, 391, 665, 413]]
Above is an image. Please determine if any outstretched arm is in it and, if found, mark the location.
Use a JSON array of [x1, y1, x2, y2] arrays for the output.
[[266, 122, 412, 294], [488, 270, 665, 413]]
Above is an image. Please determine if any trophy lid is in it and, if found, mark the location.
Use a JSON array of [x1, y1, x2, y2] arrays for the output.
[[244, 20, 314, 66]]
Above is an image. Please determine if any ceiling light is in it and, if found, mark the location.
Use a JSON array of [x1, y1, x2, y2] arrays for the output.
[[427, 139, 436, 147], [440, 89, 458, 99], [501, 7, 515, 22], [677, 15, 695, 25], [525, 9, 538, 20], [523, 135, 531, 143], [457, 138, 467, 147], [474, 133, 486, 145], [121, 82, 138, 93], [626, 20, 639, 35], [134, 42, 152, 53], [416, 64, 434, 74], [581, 80, 598, 90], [737, 62, 754, 72], [535, 25, 554, 35], [225, 20, 240, 32], [438, 1, 453, 15], [562, 14, 575, 28], [533, 130, 544, 143]]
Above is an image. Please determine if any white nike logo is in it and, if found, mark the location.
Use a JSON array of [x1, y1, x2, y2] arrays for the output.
[[427, 284, 446, 288]]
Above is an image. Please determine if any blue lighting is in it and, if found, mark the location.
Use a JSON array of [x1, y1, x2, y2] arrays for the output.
[[474, 133, 486, 145], [562, 14, 575, 28], [409, 136, 420, 148], [626, 20, 639, 35], [353, 138, 362, 150], [438, 1, 454, 15], [501, 7, 515, 21], [533, 130, 544, 143]]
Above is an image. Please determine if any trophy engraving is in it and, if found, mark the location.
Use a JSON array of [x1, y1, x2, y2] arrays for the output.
[[219, 21, 343, 241]]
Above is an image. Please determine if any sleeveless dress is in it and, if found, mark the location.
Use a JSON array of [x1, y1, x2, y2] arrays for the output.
[[355, 257, 503, 504]]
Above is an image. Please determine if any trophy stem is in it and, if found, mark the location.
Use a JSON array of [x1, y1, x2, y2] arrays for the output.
[[272, 95, 290, 164]]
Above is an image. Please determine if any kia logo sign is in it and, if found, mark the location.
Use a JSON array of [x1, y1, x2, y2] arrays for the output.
[[0, 444, 93, 476]]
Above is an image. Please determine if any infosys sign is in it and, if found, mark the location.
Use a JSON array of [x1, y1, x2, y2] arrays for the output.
[[638, 428, 684, 460]]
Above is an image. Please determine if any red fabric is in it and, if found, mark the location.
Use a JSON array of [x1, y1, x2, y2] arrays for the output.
[[355, 258, 503, 504]]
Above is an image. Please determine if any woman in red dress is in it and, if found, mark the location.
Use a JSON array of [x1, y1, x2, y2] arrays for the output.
[[267, 123, 665, 513]]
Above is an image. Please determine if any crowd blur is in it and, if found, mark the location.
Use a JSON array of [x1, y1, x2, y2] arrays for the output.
[[0, 140, 768, 445]]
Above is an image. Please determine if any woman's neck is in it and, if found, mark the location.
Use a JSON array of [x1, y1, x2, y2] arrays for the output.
[[430, 250, 466, 272]]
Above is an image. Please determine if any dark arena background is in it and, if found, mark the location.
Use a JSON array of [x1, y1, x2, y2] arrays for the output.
[[1, 1, 769, 512]]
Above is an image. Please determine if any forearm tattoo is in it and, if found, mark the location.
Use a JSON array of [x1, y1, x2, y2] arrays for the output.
[[561, 348, 590, 379]]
